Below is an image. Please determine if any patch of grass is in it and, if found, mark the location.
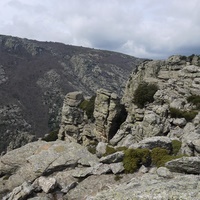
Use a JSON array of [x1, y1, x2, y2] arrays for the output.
[[103, 145, 117, 156], [169, 107, 198, 122], [79, 96, 96, 120], [134, 82, 158, 108], [123, 148, 151, 173], [172, 140, 182, 155], [116, 146, 128, 152], [187, 95, 200, 109], [42, 130, 58, 142]]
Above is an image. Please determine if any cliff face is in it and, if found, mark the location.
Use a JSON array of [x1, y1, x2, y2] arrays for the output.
[[111, 55, 200, 154], [0, 35, 143, 153]]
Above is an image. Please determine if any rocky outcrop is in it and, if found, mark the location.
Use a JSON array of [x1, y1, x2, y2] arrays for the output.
[[58, 91, 85, 142], [58, 89, 127, 144], [3, 139, 200, 200], [112, 55, 200, 152], [93, 89, 127, 141], [0, 140, 99, 199]]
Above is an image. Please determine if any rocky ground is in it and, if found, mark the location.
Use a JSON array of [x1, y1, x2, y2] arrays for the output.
[[0, 54, 200, 199]]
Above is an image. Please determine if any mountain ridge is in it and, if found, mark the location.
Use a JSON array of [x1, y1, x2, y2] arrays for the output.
[[0, 34, 144, 153]]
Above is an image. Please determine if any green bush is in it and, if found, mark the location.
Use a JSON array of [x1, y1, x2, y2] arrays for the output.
[[134, 82, 158, 108], [151, 147, 182, 167], [79, 96, 96, 120], [172, 140, 182, 155], [169, 107, 197, 122], [123, 148, 151, 173], [42, 130, 58, 142], [187, 95, 200, 109]]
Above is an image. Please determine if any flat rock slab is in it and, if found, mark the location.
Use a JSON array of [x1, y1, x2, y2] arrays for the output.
[[86, 173, 200, 200], [0, 140, 99, 194]]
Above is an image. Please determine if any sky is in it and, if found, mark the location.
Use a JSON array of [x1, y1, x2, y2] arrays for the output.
[[0, 0, 200, 59]]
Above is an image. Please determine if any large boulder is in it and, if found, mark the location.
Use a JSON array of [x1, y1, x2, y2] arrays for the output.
[[99, 151, 124, 164], [165, 156, 200, 174], [93, 89, 127, 141], [58, 91, 85, 142], [181, 123, 200, 156], [0, 140, 99, 197]]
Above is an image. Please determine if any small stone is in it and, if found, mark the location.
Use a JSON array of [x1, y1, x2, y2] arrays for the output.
[[156, 167, 173, 178], [110, 162, 124, 174], [96, 142, 107, 158], [38, 176, 57, 193]]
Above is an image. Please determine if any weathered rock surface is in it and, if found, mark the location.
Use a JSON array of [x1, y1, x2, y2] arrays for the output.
[[58, 88, 127, 144], [130, 136, 172, 151], [37, 176, 57, 193], [99, 151, 124, 164], [58, 91, 85, 142], [86, 173, 200, 200], [95, 142, 107, 158], [3, 181, 33, 200], [166, 156, 200, 174], [0, 140, 99, 197], [156, 167, 173, 178], [93, 89, 127, 141], [113, 55, 200, 153]]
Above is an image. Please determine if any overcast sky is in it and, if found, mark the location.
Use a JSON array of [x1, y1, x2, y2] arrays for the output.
[[0, 0, 200, 59]]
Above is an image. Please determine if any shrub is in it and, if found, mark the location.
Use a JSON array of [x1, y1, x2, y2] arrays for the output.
[[187, 95, 200, 109], [151, 147, 182, 167], [79, 96, 96, 120], [169, 107, 197, 122], [42, 130, 58, 142], [123, 148, 151, 173], [172, 140, 182, 155], [134, 82, 158, 108]]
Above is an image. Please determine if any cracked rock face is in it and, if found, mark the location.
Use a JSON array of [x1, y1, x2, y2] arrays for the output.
[[114, 55, 200, 149], [93, 89, 127, 141]]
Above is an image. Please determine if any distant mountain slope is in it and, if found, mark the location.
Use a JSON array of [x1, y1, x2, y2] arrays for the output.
[[0, 35, 144, 152]]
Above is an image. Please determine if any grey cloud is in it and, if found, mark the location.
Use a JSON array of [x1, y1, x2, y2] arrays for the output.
[[0, 0, 200, 59]]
